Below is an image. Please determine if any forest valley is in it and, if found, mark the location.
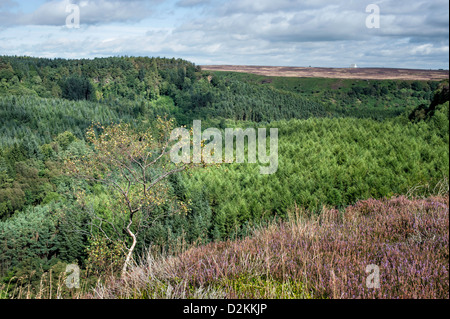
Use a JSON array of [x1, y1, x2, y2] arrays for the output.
[[0, 56, 448, 299]]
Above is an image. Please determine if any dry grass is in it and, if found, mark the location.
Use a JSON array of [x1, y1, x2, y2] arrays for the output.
[[0, 268, 90, 299]]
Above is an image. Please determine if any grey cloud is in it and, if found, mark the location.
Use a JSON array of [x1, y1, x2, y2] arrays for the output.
[[1, 0, 159, 26], [173, 6, 369, 45], [165, 0, 448, 68], [0, 0, 17, 9], [219, 0, 336, 15], [0, 0, 447, 69], [177, 0, 210, 7]]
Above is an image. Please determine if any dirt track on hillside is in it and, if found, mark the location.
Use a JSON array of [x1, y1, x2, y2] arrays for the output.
[[201, 65, 449, 81]]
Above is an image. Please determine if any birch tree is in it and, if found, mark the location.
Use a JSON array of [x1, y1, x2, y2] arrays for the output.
[[65, 117, 198, 278]]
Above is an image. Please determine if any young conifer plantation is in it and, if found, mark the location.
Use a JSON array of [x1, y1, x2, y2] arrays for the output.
[[0, 56, 448, 299]]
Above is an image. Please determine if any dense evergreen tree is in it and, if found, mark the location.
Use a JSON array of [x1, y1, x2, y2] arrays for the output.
[[61, 75, 95, 101]]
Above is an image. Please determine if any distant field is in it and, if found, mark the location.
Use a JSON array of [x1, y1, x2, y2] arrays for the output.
[[201, 65, 449, 81]]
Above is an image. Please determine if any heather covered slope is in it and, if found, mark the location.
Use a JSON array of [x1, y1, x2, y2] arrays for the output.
[[93, 194, 449, 299]]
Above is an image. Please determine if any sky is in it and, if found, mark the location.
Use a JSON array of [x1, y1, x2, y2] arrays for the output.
[[0, 0, 448, 69]]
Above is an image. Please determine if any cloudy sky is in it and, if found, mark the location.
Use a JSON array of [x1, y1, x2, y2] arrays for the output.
[[0, 0, 448, 69]]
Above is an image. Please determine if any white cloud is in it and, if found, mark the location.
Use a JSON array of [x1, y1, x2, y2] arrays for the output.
[[0, 0, 448, 69]]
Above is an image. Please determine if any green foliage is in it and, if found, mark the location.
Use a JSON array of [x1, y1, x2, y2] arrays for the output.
[[61, 75, 95, 101], [431, 102, 449, 139], [210, 71, 439, 121], [409, 81, 449, 122], [0, 55, 198, 103], [219, 275, 313, 299], [85, 235, 125, 277], [0, 95, 126, 147], [55, 131, 77, 151], [170, 76, 326, 125], [0, 55, 448, 286], [182, 116, 449, 239], [0, 201, 89, 288], [0, 206, 58, 277]]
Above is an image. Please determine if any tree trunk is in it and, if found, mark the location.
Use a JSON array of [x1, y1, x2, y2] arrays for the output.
[[121, 217, 137, 279]]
